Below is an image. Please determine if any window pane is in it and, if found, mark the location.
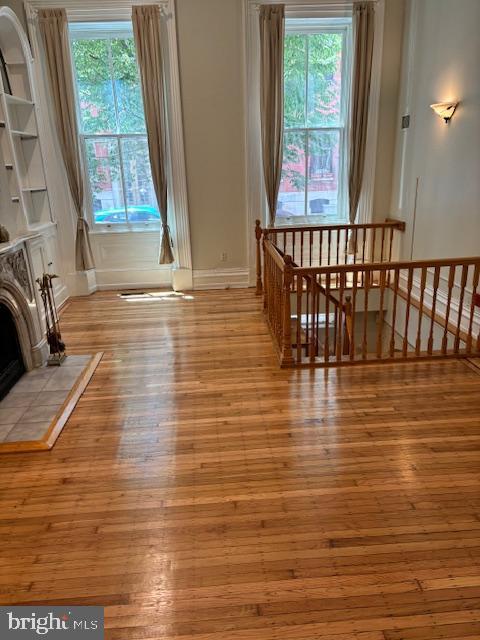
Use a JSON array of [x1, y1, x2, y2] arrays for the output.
[[277, 131, 306, 219], [283, 34, 306, 129], [307, 130, 340, 217], [72, 40, 116, 134], [120, 138, 160, 224], [307, 33, 343, 127], [111, 38, 147, 134], [85, 138, 126, 224]]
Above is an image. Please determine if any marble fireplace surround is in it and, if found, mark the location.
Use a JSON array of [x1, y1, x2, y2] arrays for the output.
[[0, 240, 48, 371]]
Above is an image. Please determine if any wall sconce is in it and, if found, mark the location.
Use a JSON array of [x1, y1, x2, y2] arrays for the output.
[[430, 101, 459, 124]]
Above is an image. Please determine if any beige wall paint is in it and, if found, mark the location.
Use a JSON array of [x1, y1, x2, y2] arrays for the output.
[[391, 0, 480, 259], [176, 0, 247, 272], [372, 0, 405, 221]]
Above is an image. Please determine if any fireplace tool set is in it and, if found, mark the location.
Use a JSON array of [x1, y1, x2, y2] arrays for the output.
[[36, 273, 66, 365]]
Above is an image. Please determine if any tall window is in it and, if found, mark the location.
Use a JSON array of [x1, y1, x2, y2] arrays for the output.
[[277, 19, 352, 225], [70, 23, 159, 228]]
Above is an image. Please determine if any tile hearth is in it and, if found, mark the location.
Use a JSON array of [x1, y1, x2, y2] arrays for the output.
[[0, 354, 93, 444]]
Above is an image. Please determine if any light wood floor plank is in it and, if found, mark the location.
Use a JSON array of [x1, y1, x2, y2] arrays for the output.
[[1, 289, 480, 639]]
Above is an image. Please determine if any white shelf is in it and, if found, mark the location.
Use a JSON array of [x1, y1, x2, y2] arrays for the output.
[[22, 186, 46, 193], [10, 129, 37, 139], [4, 94, 34, 107]]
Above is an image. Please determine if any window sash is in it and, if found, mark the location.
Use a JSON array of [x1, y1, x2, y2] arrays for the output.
[[278, 20, 352, 226], [70, 27, 159, 230], [80, 133, 160, 229]]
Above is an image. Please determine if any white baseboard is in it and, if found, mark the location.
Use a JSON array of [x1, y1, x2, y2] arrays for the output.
[[94, 267, 172, 291], [193, 267, 250, 290]]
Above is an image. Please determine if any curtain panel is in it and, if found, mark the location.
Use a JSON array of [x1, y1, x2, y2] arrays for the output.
[[348, 1, 375, 235], [132, 5, 174, 264], [37, 8, 95, 271], [259, 4, 285, 227]]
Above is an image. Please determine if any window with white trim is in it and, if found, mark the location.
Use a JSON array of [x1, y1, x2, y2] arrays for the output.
[[70, 22, 160, 230], [277, 18, 352, 226]]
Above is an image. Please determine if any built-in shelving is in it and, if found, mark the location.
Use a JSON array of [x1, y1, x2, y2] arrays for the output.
[[0, 7, 53, 235]]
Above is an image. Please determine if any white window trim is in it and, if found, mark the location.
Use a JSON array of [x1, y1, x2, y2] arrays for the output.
[[69, 22, 161, 233], [244, 0, 385, 286], [24, 0, 193, 289], [276, 18, 352, 227]]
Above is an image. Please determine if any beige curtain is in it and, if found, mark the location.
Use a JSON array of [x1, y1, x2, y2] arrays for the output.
[[348, 1, 375, 235], [37, 9, 94, 271], [259, 4, 285, 227], [132, 5, 174, 264]]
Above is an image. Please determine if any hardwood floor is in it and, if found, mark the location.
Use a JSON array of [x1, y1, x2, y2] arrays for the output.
[[1, 288, 480, 639]]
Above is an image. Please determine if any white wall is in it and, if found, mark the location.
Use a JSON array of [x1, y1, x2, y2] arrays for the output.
[[176, 0, 247, 279], [390, 0, 480, 260], [372, 0, 405, 221]]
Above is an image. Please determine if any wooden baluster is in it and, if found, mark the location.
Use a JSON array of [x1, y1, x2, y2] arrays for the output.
[[343, 229, 348, 264], [388, 227, 394, 262], [454, 264, 469, 353], [415, 267, 428, 355], [466, 264, 480, 354], [300, 230, 304, 267], [327, 230, 332, 266], [442, 265, 456, 354], [402, 268, 414, 357], [292, 231, 296, 264], [361, 229, 366, 286], [336, 272, 345, 361], [336, 230, 340, 266], [343, 295, 352, 355], [353, 228, 358, 265], [319, 229, 323, 267], [380, 227, 385, 263], [315, 273, 320, 358], [255, 220, 263, 295], [362, 268, 370, 359], [376, 269, 387, 358], [350, 271, 358, 360], [309, 276, 317, 362], [296, 274, 302, 363], [305, 268, 310, 354], [427, 266, 440, 354], [370, 228, 376, 263], [309, 230, 313, 266], [324, 271, 330, 363], [333, 284, 338, 357], [389, 268, 400, 357]]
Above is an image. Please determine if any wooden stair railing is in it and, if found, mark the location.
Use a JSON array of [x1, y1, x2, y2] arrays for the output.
[[255, 218, 406, 296]]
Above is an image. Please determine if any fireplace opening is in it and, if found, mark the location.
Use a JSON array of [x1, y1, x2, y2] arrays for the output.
[[0, 302, 25, 401]]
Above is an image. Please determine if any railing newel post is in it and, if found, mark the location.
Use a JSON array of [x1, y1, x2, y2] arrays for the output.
[[255, 220, 263, 295], [280, 254, 294, 367]]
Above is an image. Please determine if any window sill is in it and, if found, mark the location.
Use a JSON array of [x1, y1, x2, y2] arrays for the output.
[[89, 226, 161, 236], [274, 217, 349, 228]]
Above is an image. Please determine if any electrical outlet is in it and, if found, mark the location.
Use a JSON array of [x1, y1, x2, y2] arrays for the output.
[[474, 292, 480, 308], [220, 252, 228, 262]]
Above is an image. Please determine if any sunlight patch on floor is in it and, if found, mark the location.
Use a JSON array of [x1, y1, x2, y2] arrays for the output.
[[119, 291, 194, 302]]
